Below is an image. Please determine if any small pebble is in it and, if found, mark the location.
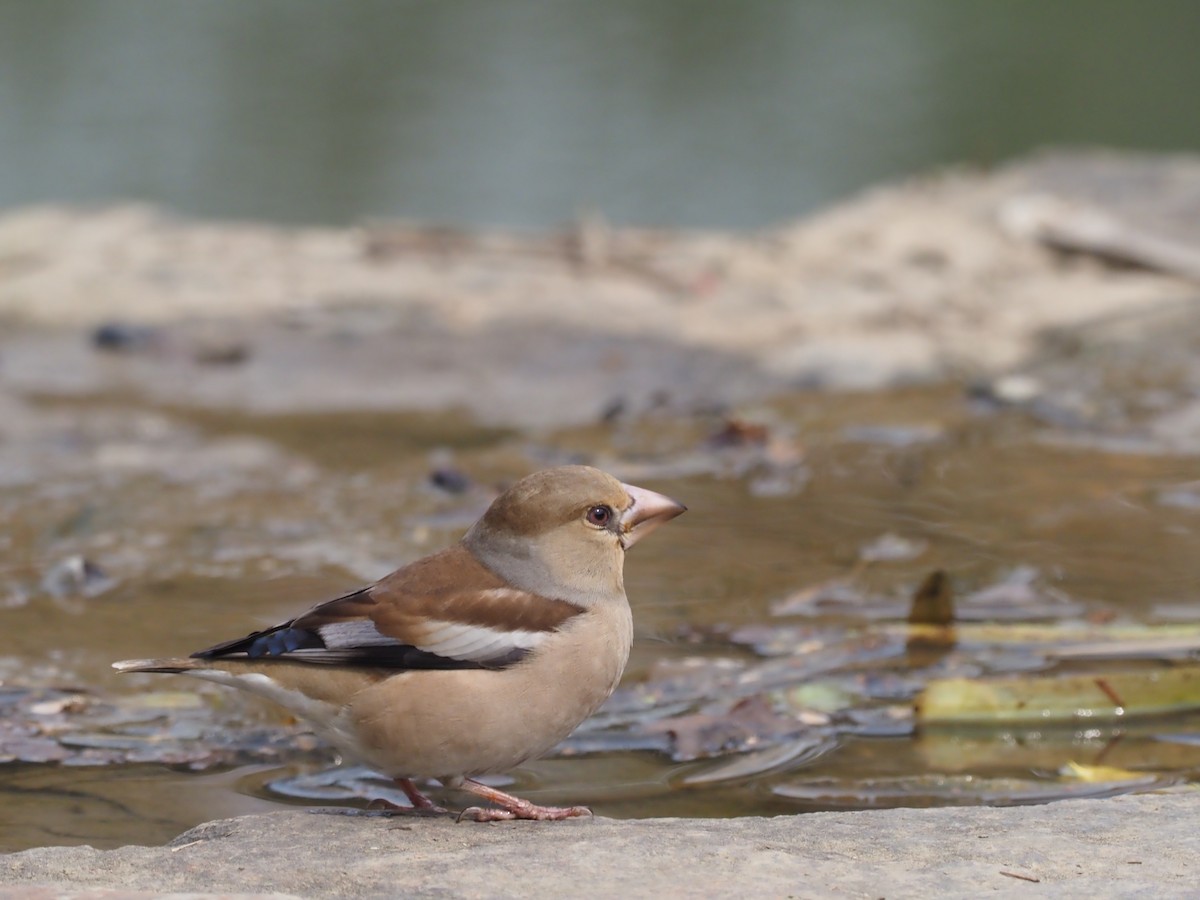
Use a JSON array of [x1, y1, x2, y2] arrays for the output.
[[91, 322, 162, 353], [430, 467, 471, 494]]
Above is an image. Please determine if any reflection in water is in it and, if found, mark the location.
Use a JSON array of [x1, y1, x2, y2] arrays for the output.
[[0, 764, 278, 851], [2, 2, 1200, 227]]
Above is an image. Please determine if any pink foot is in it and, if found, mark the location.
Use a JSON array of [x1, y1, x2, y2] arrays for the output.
[[458, 803, 592, 823], [456, 777, 592, 822]]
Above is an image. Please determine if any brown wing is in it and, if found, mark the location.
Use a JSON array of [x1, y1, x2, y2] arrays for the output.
[[191, 544, 583, 670]]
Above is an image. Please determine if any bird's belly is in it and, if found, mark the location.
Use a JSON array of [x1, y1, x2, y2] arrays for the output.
[[349, 610, 632, 778]]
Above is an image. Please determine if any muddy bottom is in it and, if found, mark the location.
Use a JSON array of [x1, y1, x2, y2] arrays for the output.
[[3, 372, 1200, 850]]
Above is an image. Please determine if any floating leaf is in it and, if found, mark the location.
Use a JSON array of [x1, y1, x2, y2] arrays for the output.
[[897, 621, 1200, 651], [1060, 761, 1151, 783], [641, 695, 806, 761], [1048, 636, 1200, 661], [1156, 733, 1200, 747], [916, 666, 1200, 724], [769, 580, 879, 618], [785, 681, 855, 715], [678, 733, 837, 786]]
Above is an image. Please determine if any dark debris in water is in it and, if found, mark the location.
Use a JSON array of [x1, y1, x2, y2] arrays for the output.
[[91, 322, 164, 354], [0, 685, 330, 769], [639, 694, 809, 762], [769, 567, 1082, 624], [700, 416, 810, 496], [428, 466, 472, 494]]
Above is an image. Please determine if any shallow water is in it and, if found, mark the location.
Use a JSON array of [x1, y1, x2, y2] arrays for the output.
[[3, 383, 1200, 849]]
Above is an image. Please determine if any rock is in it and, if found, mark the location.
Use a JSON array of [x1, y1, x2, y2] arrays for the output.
[[0, 793, 1196, 897]]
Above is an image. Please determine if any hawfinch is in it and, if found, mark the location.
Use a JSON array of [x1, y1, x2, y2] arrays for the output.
[[115, 465, 685, 821]]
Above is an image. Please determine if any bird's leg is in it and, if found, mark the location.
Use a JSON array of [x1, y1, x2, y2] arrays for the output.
[[456, 778, 592, 822], [397, 777, 446, 811], [367, 778, 448, 815]]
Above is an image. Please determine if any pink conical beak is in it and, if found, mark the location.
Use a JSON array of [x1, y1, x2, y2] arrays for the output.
[[620, 482, 686, 548]]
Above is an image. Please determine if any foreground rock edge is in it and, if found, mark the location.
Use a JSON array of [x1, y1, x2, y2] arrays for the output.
[[1, 791, 1195, 898]]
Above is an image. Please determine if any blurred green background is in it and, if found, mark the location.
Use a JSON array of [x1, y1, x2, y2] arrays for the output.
[[1, 0, 1198, 228]]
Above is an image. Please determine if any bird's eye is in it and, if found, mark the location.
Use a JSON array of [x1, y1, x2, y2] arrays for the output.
[[585, 505, 613, 527]]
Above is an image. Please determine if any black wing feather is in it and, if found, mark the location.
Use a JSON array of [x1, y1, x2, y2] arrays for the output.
[[189, 589, 523, 671]]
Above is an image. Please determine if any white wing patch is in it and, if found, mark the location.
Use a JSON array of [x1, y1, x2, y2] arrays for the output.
[[316, 617, 547, 664], [416, 619, 547, 662], [318, 620, 400, 648], [475, 588, 534, 603]]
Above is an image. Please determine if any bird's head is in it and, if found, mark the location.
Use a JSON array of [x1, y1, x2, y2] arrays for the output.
[[464, 465, 686, 605]]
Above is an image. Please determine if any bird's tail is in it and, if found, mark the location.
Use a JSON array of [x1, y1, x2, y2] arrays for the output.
[[113, 658, 205, 675]]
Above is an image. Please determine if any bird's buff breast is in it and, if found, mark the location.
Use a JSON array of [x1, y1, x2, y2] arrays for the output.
[[345, 602, 634, 779]]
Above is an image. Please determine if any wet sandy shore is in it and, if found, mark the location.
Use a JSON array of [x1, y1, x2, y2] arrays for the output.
[[3, 150, 1199, 427]]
